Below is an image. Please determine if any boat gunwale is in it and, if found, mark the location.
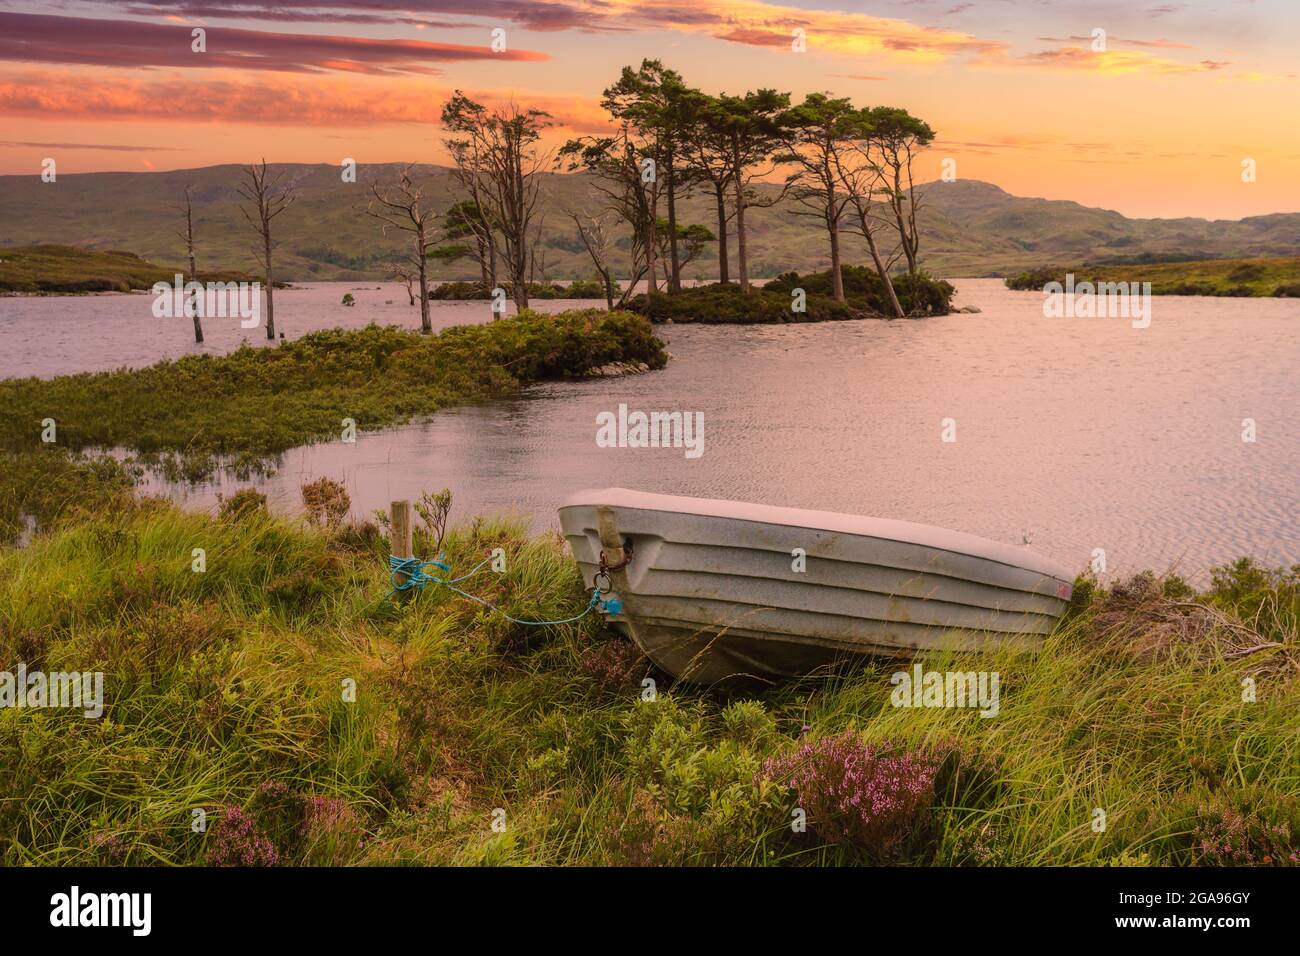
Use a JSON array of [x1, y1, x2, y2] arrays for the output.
[[559, 488, 1077, 585]]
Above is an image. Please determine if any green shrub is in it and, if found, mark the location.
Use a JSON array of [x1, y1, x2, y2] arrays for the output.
[[767, 266, 954, 316], [627, 283, 858, 324]]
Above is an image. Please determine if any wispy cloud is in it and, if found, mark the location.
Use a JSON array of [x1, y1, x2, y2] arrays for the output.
[[0, 140, 187, 151], [0, 12, 547, 75], [0, 69, 608, 132]]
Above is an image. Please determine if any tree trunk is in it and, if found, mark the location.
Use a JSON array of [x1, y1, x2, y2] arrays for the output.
[[263, 232, 276, 340], [602, 270, 614, 311], [714, 184, 729, 284], [416, 227, 432, 333], [828, 202, 845, 303], [644, 216, 657, 296], [732, 137, 749, 293], [666, 152, 681, 293], [893, 166, 917, 273], [187, 243, 203, 344], [512, 244, 529, 312], [858, 208, 905, 318]]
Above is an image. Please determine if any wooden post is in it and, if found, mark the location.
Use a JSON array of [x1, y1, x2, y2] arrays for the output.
[[391, 500, 413, 591]]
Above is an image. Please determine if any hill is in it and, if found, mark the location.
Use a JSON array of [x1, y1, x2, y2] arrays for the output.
[[0, 244, 251, 293], [1005, 256, 1300, 297], [2, 165, 1299, 281]]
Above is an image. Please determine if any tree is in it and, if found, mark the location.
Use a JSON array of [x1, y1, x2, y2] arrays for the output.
[[558, 130, 656, 306], [678, 91, 736, 284], [438, 198, 493, 287], [173, 184, 203, 342], [867, 107, 935, 274], [567, 208, 617, 309], [657, 220, 715, 277], [367, 165, 439, 333], [603, 60, 697, 292], [442, 92, 552, 312], [236, 160, 296, 340], [713, 89, 790, 293], [835, 115, 907, 318], [389, 259, 417, 306], [778, 93, 862, 303]]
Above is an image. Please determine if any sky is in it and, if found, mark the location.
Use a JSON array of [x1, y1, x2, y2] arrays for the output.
[[1, 0, 1297, 219]]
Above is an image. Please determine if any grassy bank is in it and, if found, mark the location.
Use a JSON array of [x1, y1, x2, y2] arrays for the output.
[[1005, 257, 1300, 297], [1, 495, 1296, 865], [0, 310, 665, 491], [0, 245, 251, 294]]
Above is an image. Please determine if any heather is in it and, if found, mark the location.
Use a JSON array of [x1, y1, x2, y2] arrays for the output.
[[0, 490, 1297, 865]]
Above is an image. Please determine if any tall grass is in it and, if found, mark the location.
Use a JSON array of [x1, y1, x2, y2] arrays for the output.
[[1, 501, 1296, 866]]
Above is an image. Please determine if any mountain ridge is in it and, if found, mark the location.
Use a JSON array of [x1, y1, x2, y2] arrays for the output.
[[3, 164, 1299, 281]]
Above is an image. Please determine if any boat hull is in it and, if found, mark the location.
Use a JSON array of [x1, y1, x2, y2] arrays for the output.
[[559, 488, 1076, 684]]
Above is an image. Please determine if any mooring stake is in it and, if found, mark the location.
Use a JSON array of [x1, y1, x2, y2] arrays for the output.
[[391, 499, 413, 593]]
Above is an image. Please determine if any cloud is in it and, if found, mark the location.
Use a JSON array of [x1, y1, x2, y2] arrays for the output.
[[83, 0, 630, 34], [64, 1, 1009, 62], [1010, 45, 1228, 75], [1036, 35, 1196, 51], [0, 140, 187, 151], [0, 69, 610, 132], [0, 12, 547, 75]]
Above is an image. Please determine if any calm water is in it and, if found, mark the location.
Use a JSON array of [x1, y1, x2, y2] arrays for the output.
[[0, 282, 577, 378], [3, 280, 1297, 577]]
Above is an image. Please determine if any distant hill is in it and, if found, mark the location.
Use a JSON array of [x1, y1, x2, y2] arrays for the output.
[[2, 164, 1298, 281], [0, 244, 251, 293]]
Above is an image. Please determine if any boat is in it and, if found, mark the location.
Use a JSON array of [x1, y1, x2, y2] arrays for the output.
[[558, 488, 1076, 684]]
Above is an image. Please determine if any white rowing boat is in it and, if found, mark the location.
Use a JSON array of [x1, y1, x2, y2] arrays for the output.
[[558, 488, 1076, 684]]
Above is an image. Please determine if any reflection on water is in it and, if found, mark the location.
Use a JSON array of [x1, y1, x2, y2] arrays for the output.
[[110, 280, 1300, 579]]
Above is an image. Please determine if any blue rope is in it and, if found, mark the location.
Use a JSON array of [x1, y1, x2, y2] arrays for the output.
[[388, 554, 622, 624]]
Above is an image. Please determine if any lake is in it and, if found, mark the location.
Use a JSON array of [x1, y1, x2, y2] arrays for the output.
[[3, 279, 1297, 578]]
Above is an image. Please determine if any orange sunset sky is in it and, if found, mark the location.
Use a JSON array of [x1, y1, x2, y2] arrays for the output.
[[1, 0, 1297, 219]]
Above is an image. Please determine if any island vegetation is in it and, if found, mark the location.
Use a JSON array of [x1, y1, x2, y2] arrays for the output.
[[1005, 256, 1300, 298]]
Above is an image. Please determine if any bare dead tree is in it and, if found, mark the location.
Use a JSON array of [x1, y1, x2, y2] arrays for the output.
[[236, 160, 296, 340], [172, 184, 203, 342], [389, 259, 417, 306], [567, 208, 617, 309], [442, 93, 553, 312], [367, 165, 439, 333]]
